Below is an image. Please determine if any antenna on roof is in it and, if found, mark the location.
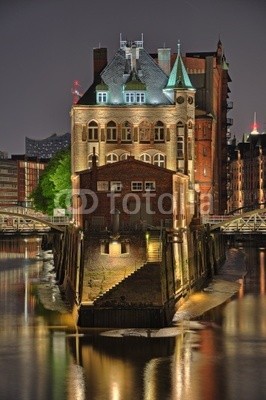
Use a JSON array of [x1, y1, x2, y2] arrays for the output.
[[177, 40, 181, 56]]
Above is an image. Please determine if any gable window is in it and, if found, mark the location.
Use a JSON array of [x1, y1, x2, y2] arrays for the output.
[[106, 153, 118, 164], [110, 181, 122, 192], [154, 153, 165, 168], [106, 121, 117, 141], [88, 121, 99, 141], [121, 121, 132, 142], [154, 121, 165, 142], [131, 181, 143, 191], [145, 181, 156, 191], [97, 92, 108, 104]]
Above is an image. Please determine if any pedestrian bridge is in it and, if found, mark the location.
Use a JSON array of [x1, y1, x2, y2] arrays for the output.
[[202, 207, 266, 234], [0, 206, 69, 233]]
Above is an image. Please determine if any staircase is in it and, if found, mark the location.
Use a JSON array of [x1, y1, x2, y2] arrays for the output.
[[147, 234, 162, 262]]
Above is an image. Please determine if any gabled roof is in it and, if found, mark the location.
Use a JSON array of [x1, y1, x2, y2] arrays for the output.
[[165, 43, 194, 90]]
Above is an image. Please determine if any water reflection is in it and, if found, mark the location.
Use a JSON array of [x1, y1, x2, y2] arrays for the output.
[[0, 238, 265, 400]]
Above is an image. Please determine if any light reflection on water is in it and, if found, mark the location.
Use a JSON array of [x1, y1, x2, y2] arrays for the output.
[[0, 237, 265, 400]]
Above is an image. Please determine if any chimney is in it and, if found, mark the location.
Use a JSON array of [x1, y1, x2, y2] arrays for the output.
[[93, 48, 108, 81], [158, 48, 171, 76]]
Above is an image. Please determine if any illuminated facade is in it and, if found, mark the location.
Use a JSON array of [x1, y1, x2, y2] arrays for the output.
[[227, 124, 266, 212], [25, 132, 70, 159]]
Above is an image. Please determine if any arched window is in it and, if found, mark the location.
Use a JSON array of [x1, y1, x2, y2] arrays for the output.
[[120, 152, 130, 161], [154, 153, 165, 168], [106, 153, 118, 164], [88, 153, 99, 168], [140, 153, 151, 163], [121, 121, 132, 142], [88, 121, 98, 141], [107, 121, 117, 142], [154, 121, 165, 142]]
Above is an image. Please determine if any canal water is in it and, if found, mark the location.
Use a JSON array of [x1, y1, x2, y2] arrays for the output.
[[0, 236, 265, 400]]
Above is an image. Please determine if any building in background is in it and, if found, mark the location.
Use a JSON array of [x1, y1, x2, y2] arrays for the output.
[[25, 132, 70, 159], [0, 150, 8, 159], [0, 156, 48, 207], [227, 117, 266, 212]]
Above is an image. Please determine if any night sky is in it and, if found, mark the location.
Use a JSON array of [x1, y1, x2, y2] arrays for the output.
[[1, 0, 266, 155]]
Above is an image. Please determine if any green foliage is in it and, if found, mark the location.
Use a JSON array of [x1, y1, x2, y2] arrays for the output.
[[30, 148, 71, 215]]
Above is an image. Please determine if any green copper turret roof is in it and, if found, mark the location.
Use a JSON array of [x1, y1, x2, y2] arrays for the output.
[[96, 81, 109, 91], [165, 42, 194, 90]]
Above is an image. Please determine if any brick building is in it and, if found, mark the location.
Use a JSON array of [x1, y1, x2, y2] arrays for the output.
[[227, 123, 266, 212]]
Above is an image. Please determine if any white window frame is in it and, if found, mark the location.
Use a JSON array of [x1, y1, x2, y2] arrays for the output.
[[110, 181, 122, 192], [125, 92, 145, 104], [145, 181, 156, 191], [97, 92, 108, 104], [106, 153, 119, 164], [153, 154, 165, 168], [131, 181, 143, 191], [121, 121, 132, 141], [154, 121, 165, 142], [140, 153, 152, 163]]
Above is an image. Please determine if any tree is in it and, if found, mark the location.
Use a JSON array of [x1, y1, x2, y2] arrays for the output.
[[30, 148, 71, 215]]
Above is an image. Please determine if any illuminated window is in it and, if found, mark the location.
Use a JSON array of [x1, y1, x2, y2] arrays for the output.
[[131, 181, 143, 191], [88, 121, 98, 141], [140, 153, 151, 163], [110, 181, 122, 192], [145, 181, 156, 191], [154, 153, 165, 167], [107, 121, 117, 141], [121, 121, 132, 141], [97, 92, 108, 103], [154, 121, 165, 142], [106, 153, 118, 164], [125, 92, 145, 103]]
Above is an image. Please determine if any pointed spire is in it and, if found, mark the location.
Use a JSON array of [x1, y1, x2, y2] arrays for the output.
[[165, 41, 194, 90]]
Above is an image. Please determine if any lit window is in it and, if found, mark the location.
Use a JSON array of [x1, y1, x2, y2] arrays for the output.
[[145, 181, 156, 191], [154, 153, 165, 168], [110, 181, 122, 192], [106, 153, 118, 164], [97, 92, 108, 103], [88, 121, 98, 141], [106, 121, 117, 141], [131, 181, 143, 191], [125, 92, 145, 104], [154, 121, 165, 142]]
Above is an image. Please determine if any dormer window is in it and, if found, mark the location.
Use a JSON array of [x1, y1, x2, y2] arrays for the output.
[[96, 81, 109, 104], [125, 92, 145, 104], [97, 92, 108, 104]]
